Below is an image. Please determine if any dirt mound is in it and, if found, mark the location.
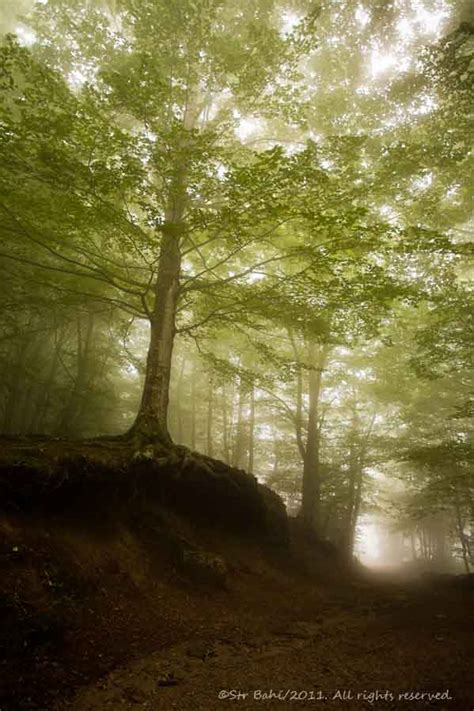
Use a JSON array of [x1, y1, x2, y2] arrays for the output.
[[0, 437, 287, 543], [0, 436, 305, 710]]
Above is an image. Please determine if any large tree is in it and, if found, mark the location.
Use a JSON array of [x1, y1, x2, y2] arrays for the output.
[[0, 0, 323, 442]]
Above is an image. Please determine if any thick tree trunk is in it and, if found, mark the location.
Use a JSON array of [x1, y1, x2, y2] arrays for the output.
[[130, 221, 182, 443], [129, 92, 193, 443]]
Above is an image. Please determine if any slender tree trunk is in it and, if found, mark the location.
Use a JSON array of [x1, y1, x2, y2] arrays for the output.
[[321, 500, 335, 539], [346, 412, 375, 556], [2, 338, 30, 434], [454, 490, 471, 573], [289, 331, 306, 460], [232, 377, 247, 469], [32, 324, 72, 434], [190, 367, 197, 450], [272, 434, 278, 477], [30, 329, 63, 433], [301, 340, 329, 531], [222, 384, 231, 465], [206, 372, 213, 458], [247, 385, 255, 473], [57, 312, 95, 436], [175, 356, 186, 444], [347, 459, 365, 557], [343, 404, 359, 556], [422, 528, 428, 559], [18, 384, 35, 434], [433, 516, 448, 566], [428, 532, 434, 560], [425, 529, 430, 559]]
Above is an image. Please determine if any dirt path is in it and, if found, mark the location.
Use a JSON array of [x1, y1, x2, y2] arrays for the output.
[[57, 576, 474, 711]]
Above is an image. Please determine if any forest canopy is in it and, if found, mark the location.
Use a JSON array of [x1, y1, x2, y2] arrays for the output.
[[0, 0, 473, 568]]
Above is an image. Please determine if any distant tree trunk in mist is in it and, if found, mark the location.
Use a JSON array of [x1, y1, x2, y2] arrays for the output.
[[30, 329, 63, 433], [301, 340, 329, 532], [290, 333, 306, 462], [2, 335, 31, 434], [174, 356, 186, 444], [432, 516, 448, 566], [272, 432, 279, 478], [288, 332, 330, 532], [18, 384, 35, 433], [349, 468, 365, 554], [344, 459, 363, 557], [468, 504, 474, 569], [190, 367, 197, 450], [454, 489, 471, 573], [222, 384, 231, 465], [206, 372, 213, 458], [232, 377, 247, 469], [343, 410, 375, 557], [321, 499, 336, 539], [342, 406, 359, 555], [56, 312, 95, 436], [419, 528, 428, 559], [247, 385, 255, 473]]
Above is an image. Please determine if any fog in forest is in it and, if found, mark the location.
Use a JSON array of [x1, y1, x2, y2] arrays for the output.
[[0, 0, 473, 570], [1, 1, 474, 709]]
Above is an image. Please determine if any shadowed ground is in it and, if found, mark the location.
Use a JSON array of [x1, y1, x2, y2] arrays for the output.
[[0, 438, 472, 710]]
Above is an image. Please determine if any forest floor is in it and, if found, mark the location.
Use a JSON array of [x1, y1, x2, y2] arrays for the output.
[[0, 438, 473, 711], [56, 569, 474, 711]]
